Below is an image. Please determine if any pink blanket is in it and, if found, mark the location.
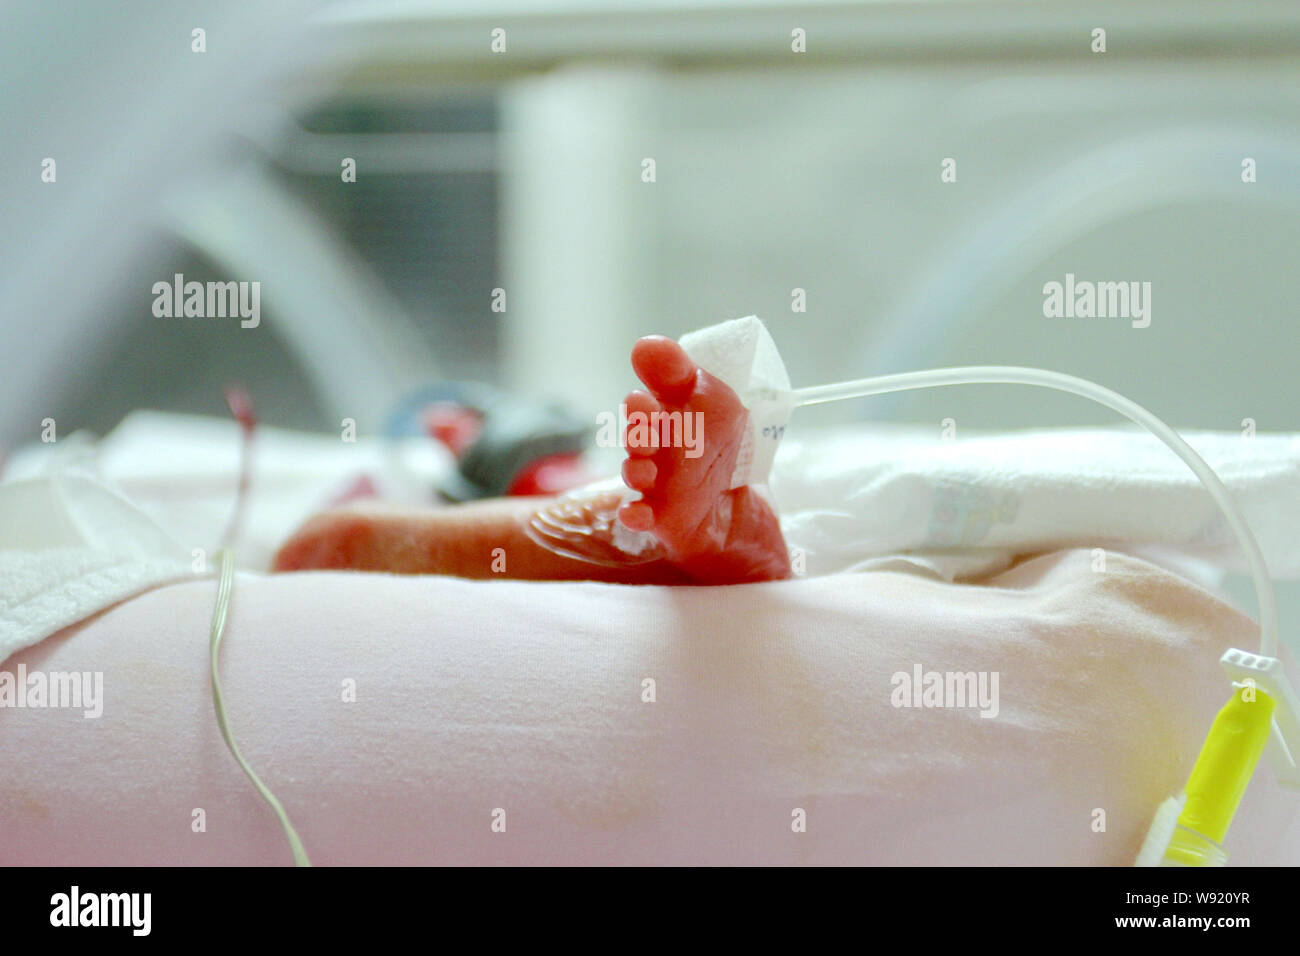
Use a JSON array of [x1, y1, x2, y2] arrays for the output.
[[2, 548, 1296, 865]]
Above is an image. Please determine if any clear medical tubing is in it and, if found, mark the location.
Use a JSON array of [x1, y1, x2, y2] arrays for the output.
[[791, 367, 1279, 659]]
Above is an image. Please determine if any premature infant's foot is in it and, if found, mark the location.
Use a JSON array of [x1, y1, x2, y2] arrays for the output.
[[614, 335, 791, 584], [274, 335, 792, 585]]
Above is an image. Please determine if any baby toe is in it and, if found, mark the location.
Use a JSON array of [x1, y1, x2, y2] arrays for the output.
[[624, 389, 659, 417], [622, 456, 657, 492], [631, 335, 697, 402], [617, 500, 655, 532], [624, 390, 661, 456]]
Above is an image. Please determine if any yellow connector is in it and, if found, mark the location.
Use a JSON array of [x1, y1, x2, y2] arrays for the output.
[[1162, 687, 1276, 866]]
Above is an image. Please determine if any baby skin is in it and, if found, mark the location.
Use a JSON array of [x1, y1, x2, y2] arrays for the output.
[[273, 336, 792, 585]]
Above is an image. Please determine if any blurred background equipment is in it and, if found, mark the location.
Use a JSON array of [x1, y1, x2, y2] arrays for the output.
[[6, 0, 1300, 444]]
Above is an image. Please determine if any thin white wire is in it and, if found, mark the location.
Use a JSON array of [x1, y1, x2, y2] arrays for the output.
[[792, 366, 1279, 658], [209, 547, 312, 866]]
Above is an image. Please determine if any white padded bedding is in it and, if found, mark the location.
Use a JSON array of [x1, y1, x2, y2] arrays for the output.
[[1, 547, 1297, 865]]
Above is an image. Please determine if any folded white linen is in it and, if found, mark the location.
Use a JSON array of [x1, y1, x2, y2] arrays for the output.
[[772, 426, 1300, 580], [0, 473, 194, 664]]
